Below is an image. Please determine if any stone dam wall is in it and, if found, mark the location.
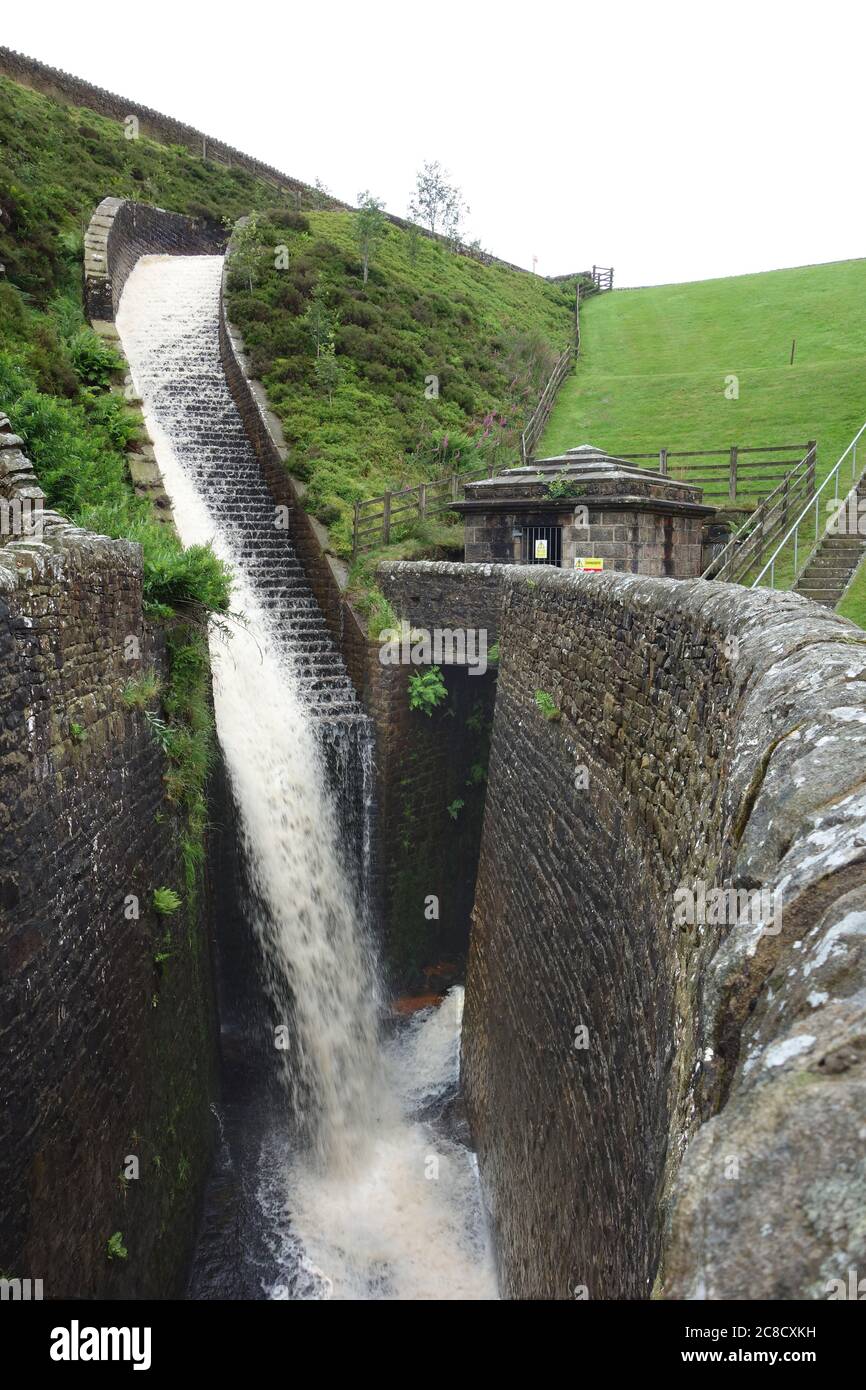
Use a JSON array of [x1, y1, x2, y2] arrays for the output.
[[0, 418, 219, 1296], [379, 561, 866, 1299]]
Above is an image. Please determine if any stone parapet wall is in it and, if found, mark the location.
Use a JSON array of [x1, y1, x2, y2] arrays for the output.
[[0, 417, 218, 1296], [84, 196, 225, 322], [381, 561, 866, 1299]]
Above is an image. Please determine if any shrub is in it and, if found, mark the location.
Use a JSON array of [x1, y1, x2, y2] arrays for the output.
[[123, 671, 163, 709], [68, 328, 124, 386], [268, 209, 310, 232], [408, 665, 448, 716], [534, 690, 561, 721], [153, 887, 182, 915], [106, 1232, 128, 1261]]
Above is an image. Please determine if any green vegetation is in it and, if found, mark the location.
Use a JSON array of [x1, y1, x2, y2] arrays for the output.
[[347, 518, 462, 636], [153, 888, 182, 916], [225, 209, 580, 556], [446, 798, 465, 820], [0, 76, 240, 613], [836, 561, 866, 629], [546, 477, 583, 498], [542, 259, 866, 512], [123, 670, 163, 709], [106, 1232, 128, 1261], [534, 690, 561, 721], [407, 665, 448, 716], [140, 630, 216, 910], [69, 721, 87, 743], [0, 76, 302, 305]]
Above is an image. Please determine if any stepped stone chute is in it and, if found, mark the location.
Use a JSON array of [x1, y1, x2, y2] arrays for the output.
[[116, 254, 366, 724]]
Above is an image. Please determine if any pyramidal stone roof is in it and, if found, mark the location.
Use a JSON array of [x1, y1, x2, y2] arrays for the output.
[[470, 443, 697, 491]]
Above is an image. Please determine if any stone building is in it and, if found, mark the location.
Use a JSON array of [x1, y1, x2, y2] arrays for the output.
[[453, 444, 716, 578]]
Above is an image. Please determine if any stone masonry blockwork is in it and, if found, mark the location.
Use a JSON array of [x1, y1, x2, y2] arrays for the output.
[[0, 443, 217, 1296], [379, 561, 866, 1299]]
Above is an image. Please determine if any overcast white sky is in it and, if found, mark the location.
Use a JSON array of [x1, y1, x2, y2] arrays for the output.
[[5, 1, 864, 286]]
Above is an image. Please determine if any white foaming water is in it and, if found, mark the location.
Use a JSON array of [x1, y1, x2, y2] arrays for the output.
[[117, 254, 497, 1300]]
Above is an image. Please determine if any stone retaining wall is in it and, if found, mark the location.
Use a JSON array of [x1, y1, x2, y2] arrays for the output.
[[84, 196, 225, 322], [0, 417, 218, 1296], [381, 560, 866, 1299]]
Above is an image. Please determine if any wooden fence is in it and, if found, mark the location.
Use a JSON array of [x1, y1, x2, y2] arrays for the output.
[[611, 442, 816, 505], [519, 345, 576, 463], [592, 264, 614, 291], [352, 439, 817, 556], [352, 460, 511, 554]]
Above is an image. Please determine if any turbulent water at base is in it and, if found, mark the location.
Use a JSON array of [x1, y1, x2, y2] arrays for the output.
[[116, 255, 497, 1300]]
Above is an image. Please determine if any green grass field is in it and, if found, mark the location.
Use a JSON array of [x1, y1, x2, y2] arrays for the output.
[[542, 259, 866, 495], [541, 259, 866, 610]]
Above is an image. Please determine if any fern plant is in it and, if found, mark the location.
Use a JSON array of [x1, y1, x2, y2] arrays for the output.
[[407, 665, 448, 716]]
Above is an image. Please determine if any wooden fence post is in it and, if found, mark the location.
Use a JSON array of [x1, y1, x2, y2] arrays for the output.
[[659, 448, 668, 476], [451, 474, 460, 501], [418, 483, 427, 520], [352, 499, 360, 560], [728, 446, 739, 504], [382, 492, 391, 546]]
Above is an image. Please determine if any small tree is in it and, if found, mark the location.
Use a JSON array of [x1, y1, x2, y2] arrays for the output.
[[354, 190, 387, 284], [303, 283, 336, 357], [408, 161, 469, 242], [313, 177, 332, 210], [228, 214, 262, 293], [314, 346, 342, 405]]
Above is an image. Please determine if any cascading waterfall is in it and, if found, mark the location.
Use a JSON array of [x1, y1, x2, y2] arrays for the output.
[[116, 255, 497, 1299]]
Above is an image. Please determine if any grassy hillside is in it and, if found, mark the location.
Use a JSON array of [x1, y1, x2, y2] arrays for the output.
[[226, 210, 578, 557], [542, 260, 866, 498], [0, 72, 305, 602]]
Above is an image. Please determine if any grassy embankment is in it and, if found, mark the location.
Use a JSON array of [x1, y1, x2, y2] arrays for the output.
[[224, 209, 580, 625], [542, 260, 866, 606], [0, 73, 305, 909]]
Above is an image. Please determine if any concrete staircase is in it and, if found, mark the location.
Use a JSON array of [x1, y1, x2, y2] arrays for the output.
[[794, 484, 866, 608]]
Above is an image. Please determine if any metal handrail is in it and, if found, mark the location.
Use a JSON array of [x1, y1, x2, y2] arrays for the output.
[[702, 442, 816, 582], [751, 419, 866, 588]]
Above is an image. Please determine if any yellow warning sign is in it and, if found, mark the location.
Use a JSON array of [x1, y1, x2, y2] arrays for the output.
[[534, 539, 548, 559], [574, 557, 603, 571]]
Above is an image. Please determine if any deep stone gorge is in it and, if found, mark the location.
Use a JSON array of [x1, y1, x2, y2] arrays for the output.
[[3, 174, 865, 1299], [378, 561, 866, 1299]]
